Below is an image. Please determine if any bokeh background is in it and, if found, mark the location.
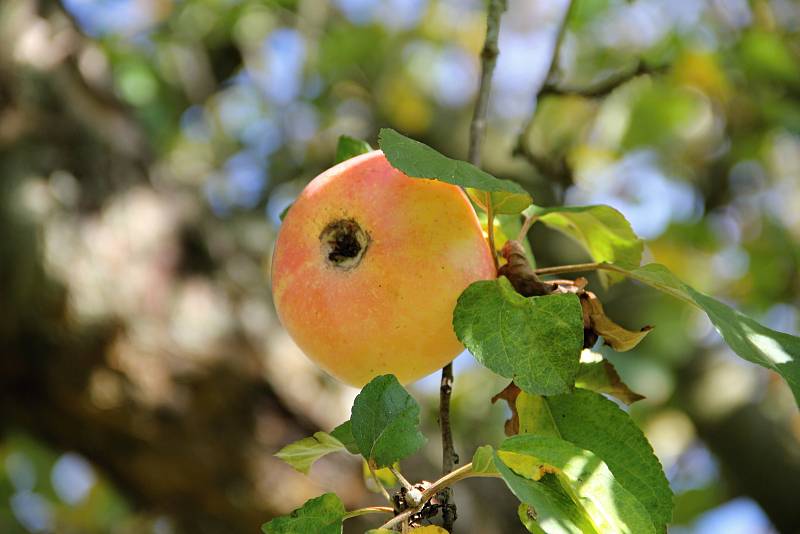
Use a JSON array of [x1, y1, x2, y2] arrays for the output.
[[1, 0, 799, 532]]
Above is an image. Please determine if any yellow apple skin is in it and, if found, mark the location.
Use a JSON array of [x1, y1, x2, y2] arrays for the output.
[[271, 150, 496, 387]]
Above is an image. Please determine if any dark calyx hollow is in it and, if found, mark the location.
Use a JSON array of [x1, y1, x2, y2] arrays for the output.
[[319, 218, 370, 270]]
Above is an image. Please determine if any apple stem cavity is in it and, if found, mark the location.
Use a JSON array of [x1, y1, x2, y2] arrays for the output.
[[320, 218, 370, 270]]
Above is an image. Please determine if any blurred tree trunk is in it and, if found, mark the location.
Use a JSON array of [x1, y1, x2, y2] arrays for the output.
[[677, 355, 800, 533], [0, 2, 362, 532]]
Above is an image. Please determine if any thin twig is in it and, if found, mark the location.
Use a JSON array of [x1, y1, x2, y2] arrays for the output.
[[438, 362, 456, 529], [517, 213, 538, 242], [439, 0, 508, 530], [514, 0, 667, 178], [541, 0, 575, 93], [389, 465, 414, 492], [487, 201, 499, 271], [534, 261, 605, 276], [513, 0, 573, 174], [368, 463, 392, 503], [468, 0, 507, 168], [534, 261, 697, 306], [342, 506, 395, 520], [378, 463, 501, 531], [539, 60, 666, 99]]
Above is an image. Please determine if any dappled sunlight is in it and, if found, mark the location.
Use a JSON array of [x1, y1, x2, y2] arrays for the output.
[[689, 349, 762, 420], [747, 330, 794, 365], [2, 0, 799, 531]]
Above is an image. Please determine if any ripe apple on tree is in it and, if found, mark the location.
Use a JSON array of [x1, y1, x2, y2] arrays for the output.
[[271, 150, 496, 387]]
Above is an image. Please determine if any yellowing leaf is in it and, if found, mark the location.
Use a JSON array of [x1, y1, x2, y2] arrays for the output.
[[518, 503, 547, 534], [584, 292, 652, 351], [497, 451, 560, 482], [673, 51, 731, 102], [274, 432, 347, 475], [510, 389, 672, 531], [528, 205, 643, 285], [411, 527, 449, 533], [497, 435, 656, 534], [472, 445, 499, 474], [516, 392, 560, 437], [575, 352, 644, 405], [362, 460, 398, 492]]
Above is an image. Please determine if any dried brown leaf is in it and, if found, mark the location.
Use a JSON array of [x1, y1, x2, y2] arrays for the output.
[[491, 382, 522, 436], [584, 292, 653, 351]]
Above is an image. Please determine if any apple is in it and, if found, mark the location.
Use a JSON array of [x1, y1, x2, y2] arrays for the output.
[[271, 150, 496, 387]]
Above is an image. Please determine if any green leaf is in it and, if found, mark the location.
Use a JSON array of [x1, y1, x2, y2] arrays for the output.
[[515, 389, 672, 532], [518, 503, 547, 534], [529, 205, 642, 284], [453, 277, 584, 395], [330, 420, 359, 455], [274, 432, 347, 475], [575, 352, 644, 405], [617, 263, 800, 405], [335, 135, 373, 164], [472, 445, 499, 474], [378, 128, 532, 214], [468, 188, 535, 216], [497, 435, 655, 534], [350, 374, 426, 467], [516, 391, 561, 437], [262, 493, 345, 534], [740, 30, 800, 86], [496, 457, 595, 534]]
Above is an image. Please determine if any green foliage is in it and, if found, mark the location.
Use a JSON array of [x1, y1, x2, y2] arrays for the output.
[[498, 460, 594, 534], [378, 128, 532, 214], [335, 135, 373, 164], [496, 435, 655, 534], [518, 503, 547, 534], [574, 356, 644, 405], [453, 278, 584, 395], [350, 374, 426, 468], [514, 389, 673, 532], [616, 263, 800, 404], [527, 205, 643, 284], [330, 420, 359, 455], [362, 460, 398, 492], [622, 84, 708, 152], [261, 493, 345, 534], [567, 0, 616, 30], [471, 445, 499, 474], [739, 30, 800, 86], [11, 0, 800, 530], [274, 432, 348, 475]]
